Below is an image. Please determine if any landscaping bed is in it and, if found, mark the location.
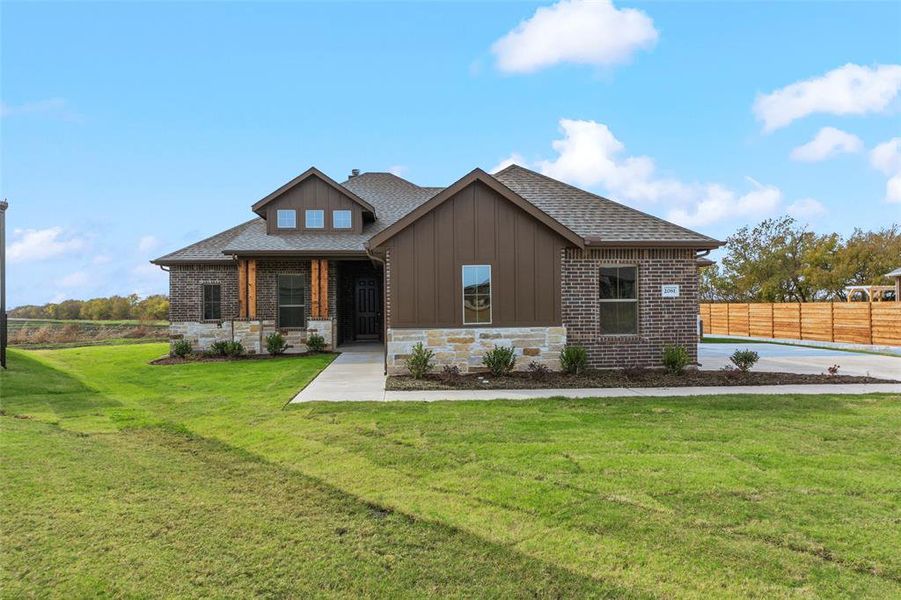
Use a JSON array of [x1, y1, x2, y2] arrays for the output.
[[386, 368, 894, 390], [150, 351, 335, 365]]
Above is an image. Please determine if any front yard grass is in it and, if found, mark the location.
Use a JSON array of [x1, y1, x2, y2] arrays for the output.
[[2, 343, 900, 598]]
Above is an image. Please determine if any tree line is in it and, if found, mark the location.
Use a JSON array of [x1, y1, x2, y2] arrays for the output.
[[9, 294, 169, 322], [701, 217, 901, 302]]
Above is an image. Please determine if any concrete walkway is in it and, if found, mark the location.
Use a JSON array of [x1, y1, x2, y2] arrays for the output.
[[291, 343, 386, 402], [291, 340, 901, 403]]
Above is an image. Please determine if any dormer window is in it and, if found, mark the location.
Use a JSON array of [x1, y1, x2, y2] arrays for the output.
[[276, 209, 296, 229], [305, 209, 324, 229], [333, 210, 352, 229]]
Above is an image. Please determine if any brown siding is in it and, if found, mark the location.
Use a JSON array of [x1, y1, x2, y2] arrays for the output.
[[265, 177, 363, 234], [385, 180, 569, 328]]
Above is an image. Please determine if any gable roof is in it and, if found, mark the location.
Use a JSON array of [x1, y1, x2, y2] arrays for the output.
[[493, 164, 722, 249], [366, 168, 585, 249], [251, 166, 376, 217], [152, 165, 722, 265]]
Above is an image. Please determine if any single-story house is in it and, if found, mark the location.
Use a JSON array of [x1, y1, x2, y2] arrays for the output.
[[886, 267, 901, 301], [152, 165, 722, 373]]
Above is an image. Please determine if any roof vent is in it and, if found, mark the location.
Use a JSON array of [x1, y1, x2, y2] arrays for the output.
[[350, 168, 361, 178]]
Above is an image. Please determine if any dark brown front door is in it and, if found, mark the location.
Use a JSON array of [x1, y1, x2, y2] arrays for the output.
[[354, 277, 381, 340]]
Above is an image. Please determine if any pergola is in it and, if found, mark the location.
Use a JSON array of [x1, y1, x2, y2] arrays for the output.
[[887, 267, 901, 302]]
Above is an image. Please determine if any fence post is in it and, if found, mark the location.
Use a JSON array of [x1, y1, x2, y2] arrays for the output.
[[830, 302, 834, 342]]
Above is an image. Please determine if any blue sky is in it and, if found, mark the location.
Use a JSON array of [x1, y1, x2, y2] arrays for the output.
[[2, 1, 900, 308]]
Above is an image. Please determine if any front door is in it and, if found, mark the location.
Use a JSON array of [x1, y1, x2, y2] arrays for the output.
[[354, 277, 381, 340]]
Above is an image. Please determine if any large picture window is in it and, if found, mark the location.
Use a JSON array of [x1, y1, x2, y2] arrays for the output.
[[278, 274, 305, 328], [599, 266, 638, 334], [462, 265, 491, 325], [202, 284, 221, 321]]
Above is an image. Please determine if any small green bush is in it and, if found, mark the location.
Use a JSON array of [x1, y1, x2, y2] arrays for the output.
[[405, 342, 435, 379], [729, 349, 759, 372], [560, 345, 588, 375], [439, 364, 461, 383], [662, 345, 690, 374], [172, 339, 192, 358], [306, 333, 326, 353], [209, 340, 245, 358], [483, 345, 517, 377], [266, 332, 288, 356]]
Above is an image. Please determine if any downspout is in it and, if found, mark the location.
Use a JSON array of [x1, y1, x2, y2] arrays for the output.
[[365, 243, 389, 375]]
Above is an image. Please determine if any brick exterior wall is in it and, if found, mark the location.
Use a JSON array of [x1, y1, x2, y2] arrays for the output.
[[561, 247, 699, 369], [169, 263, 239, 322]]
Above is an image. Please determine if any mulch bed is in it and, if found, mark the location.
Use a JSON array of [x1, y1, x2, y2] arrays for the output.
[[150, 352, 336, 365], [386, 369, 895, 391]]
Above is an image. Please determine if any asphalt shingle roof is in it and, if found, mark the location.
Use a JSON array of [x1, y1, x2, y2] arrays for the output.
[[493, 165, 720, 245], [152, 166, 719, 264]]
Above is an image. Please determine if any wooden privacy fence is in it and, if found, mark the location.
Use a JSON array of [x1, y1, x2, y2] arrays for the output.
[[699, 302, 901, 346]]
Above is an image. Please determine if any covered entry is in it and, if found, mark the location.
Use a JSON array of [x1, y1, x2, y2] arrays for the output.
[[337, 260, 384, 345]]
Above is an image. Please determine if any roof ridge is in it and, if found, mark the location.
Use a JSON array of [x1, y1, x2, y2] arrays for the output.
[[495, 164, 720, 243]]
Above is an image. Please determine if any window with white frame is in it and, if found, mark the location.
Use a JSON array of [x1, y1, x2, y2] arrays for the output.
[[462, 265, 492, 324], [277, 274, 305, 328], [276, 209, 296, 229], [598, 266, 638, 334], [332, 209, 352, 229], [305, 209, 324, 229]]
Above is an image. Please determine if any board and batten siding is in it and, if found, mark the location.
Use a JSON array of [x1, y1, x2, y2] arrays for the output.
[[383, 180, 570, 328], [265, 176, 363, 235]]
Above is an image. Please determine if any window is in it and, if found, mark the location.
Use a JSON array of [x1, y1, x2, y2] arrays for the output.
[[332, 209, 352, 229], [276, 209, 296, 229], [599, 266, 638, 334], [305, 209, 324, 229], [462, 265, 491, 324], [278, 274, 305, 328], [202, 284, 221, 320]]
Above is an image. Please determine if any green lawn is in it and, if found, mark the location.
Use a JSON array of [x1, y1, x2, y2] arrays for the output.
[[2, 344, 899, 598]]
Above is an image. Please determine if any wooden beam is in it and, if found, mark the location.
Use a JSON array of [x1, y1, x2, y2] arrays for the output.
[[237, 259, 247, 318], [311, 259, 320, 318], [247, 258, 257, 319], [320, 259, 329, 318]]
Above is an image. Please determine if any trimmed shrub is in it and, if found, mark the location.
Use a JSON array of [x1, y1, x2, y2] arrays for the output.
[[729, 349, 759, 373], [266, 332, 288, 356], [560, 345, 588, 375], [483, 345, 517, 377], [306, 333, 326, 353], [405, 342, 435, 379], [209, 340, 245, 357], [662, 345, 690, 374], [527, 361, 550, 381], [827, 364, 840, 376], [172, 339, 192, 358]]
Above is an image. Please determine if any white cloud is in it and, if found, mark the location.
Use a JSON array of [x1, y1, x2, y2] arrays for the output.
[[8, 227, 86, 263], [667, 180, 782, 228], [137, 235, 161, 254], [790, 127, 863, 162], [57, 271, 89, 288], [92, 254, 112, 265], [491, 153, 526, 173], [506, 118, 783, 228], [388, 165, 408, 177], [754, 64, 901, 132], [0, 98, 83, 122], [491, 0, 658, 74], [787, 197, 827, 219], [870, 137, 901, 203]]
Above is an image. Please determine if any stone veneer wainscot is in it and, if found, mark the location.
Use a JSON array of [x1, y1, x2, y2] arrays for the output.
[[386, 326, 566, 375]]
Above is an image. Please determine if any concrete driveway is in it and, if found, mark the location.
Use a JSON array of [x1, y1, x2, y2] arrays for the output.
[[699, 342, 901, 381]]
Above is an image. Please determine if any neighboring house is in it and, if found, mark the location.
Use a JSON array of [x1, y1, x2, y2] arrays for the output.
[[887, 267, 901, 301], [152, 165, 722, 373]]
